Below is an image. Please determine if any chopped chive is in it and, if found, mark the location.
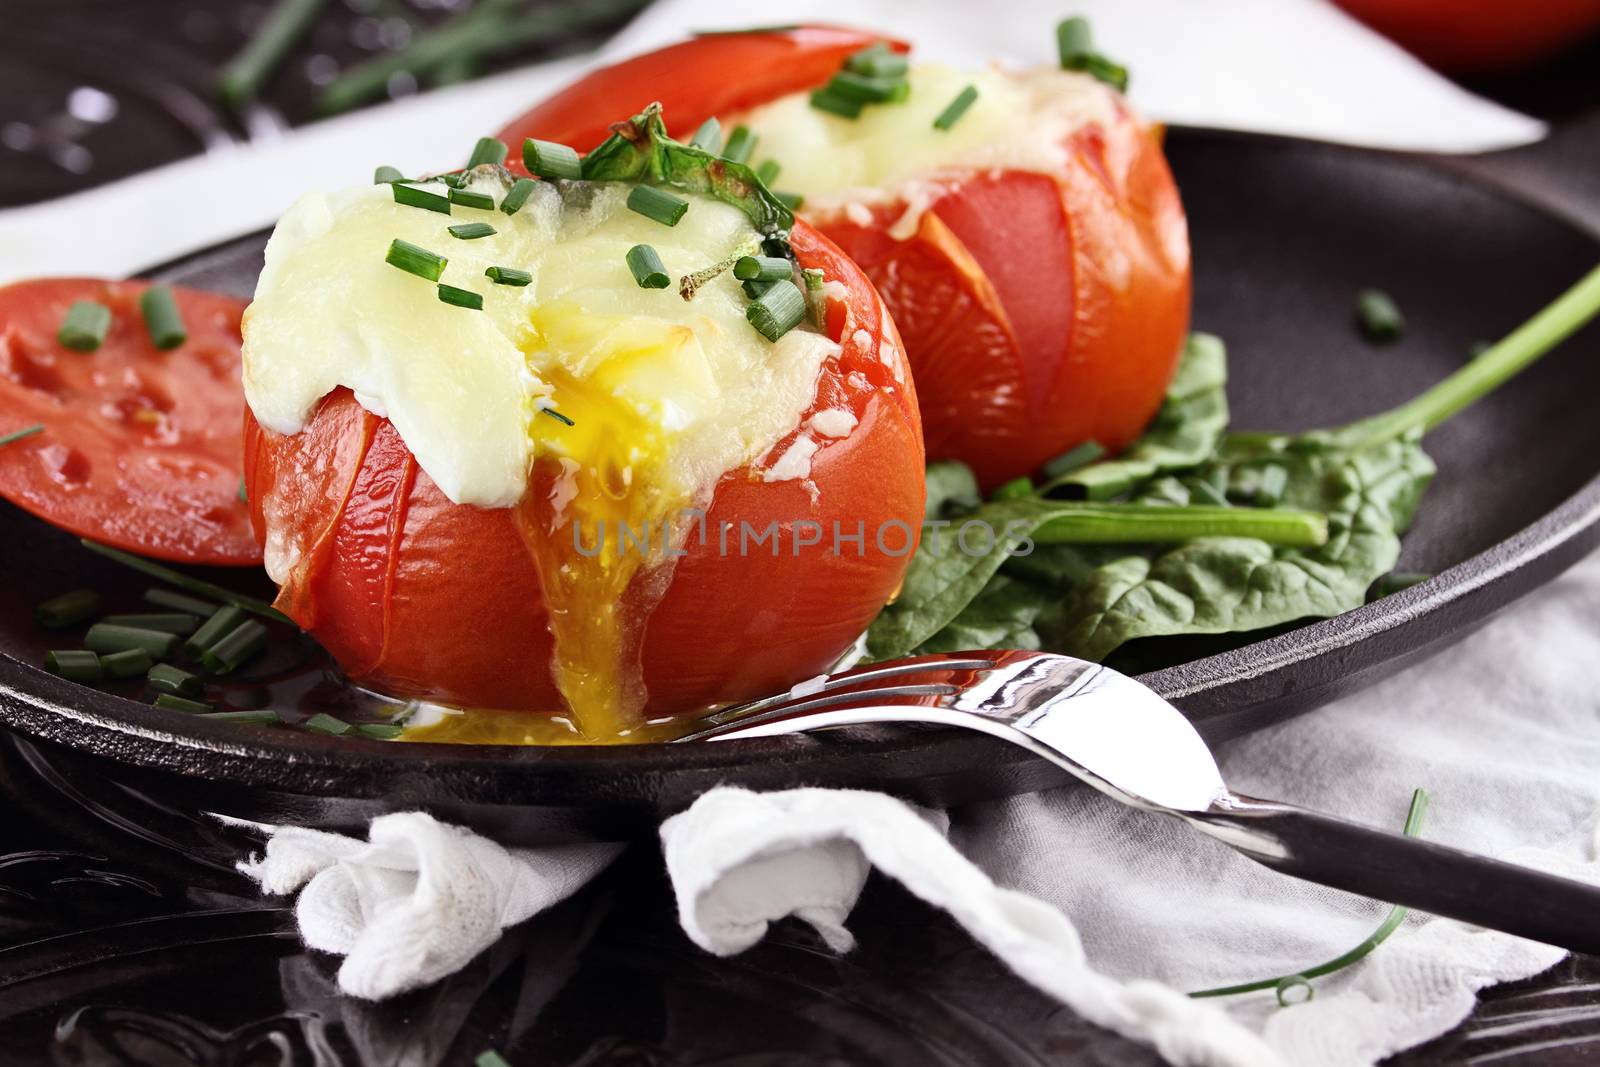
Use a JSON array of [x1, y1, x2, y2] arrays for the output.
[[238, 476, 248, 504], [101, 613, 201, 636], [734, 255, 792, 283], [0, 424, 43, 448], [826, 71, 910, 104], [803, 267, 827, 328], [149, 662, 204, 698], [845, 43, 908, 79], [466, 136, 508, 169], [540, 407, 575, 427], [1041, 440, 1106, 480], [440, 172, 470, 189], [743, 278, 776, 300], [1080, 53, 1129, 93], [392, 182, 452, 215], [36, 589, 102, 629], [202, 709, 281, 725], [755, 159, 781, 186], [304, 712, 352, 736], [932, 85, 979, 131], [81, 539, 290, 623], [186, 604, 247, 657], [448, 221, 497, 240], [217, 0, 328, 106], [722, 124, 757, 164], [500, 177, 537, 215], [626, 244, 671, 289], [1356, 289, 1404, 342], [144, 588, 219, 616], [438, 284, 484, 310], [626, 184, 689, 227], [386, 239, 448, 281], [1057, 16, 1094, 66], [809, 88, 864, 119], [356, 722, 405, 740], [523, 138, 582, 180], [101, 648, 154, 679], [689, 116, 722, 153], [58, 300, 112, 351], [485, 266, 532, 286], [201, 619, 269, 674], [774, 191, 804, 210], [45, 650, 102, 683], [373, 164, 406, 184], [746, 279, 807, 342], [155, 693, 212, 713], [139, 286, 187, 350], [85, 623, 180, 659], [448, 187, 495, 210]]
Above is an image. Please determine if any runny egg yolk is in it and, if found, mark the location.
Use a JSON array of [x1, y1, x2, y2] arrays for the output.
[[243, 175, 839, 741]]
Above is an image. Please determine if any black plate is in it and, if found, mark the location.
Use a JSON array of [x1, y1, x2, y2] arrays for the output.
[[4, 128, 1600, 841]]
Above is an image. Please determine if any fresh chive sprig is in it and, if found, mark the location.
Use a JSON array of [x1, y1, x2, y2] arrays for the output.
[[523, 138, 582, 181], [393, 183, 452, 215], [501, 177, 537, 215], [139, 286, 187, 350], [386, 239, 448, 281], [932, 85, 979, 131], [485, 266, 532, 286], [438, 284, 484, 310], [80, 539, 292, 624], [626, 185, 689, 227], [627, 244, 671, 289], [746, 279, 807, 342], [466, 136, 509, 169], [58, 300, 112, 351], [0, 425, 44, 448], [448, 222, 497, 240]]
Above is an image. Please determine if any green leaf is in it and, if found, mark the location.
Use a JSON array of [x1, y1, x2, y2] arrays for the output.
[[915, 575, 1051, 653], [924, 459, 981, 520], [1044, 333, 1228, 500]]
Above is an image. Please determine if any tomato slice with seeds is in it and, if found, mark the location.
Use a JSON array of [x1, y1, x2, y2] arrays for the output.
[[0, 278, 259, 565]]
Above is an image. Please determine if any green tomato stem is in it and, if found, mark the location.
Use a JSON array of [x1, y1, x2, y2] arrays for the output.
[[1031, 504, 1328, 547]]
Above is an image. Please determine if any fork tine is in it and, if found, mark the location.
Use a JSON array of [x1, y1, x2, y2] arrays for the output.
[[674, 682, 960, 742], [694, 653, 998, 728]]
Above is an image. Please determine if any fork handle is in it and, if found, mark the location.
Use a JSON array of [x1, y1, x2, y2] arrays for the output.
[[1184, 795, 1600, 955]]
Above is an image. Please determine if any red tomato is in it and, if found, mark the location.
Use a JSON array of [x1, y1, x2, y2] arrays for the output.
[[1335, 0, 1600, 75], [0, 278, 258, 565], [496, 28, 1191, 491], [243, 221, 925, 714]]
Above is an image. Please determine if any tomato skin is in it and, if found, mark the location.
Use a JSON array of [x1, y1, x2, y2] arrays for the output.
[[0, 278, 258, 565], [1334, 0, 1600, 75], [497, 27, 906, 160], [496, 29, 1192, 491], [244, 221, 924, 713]]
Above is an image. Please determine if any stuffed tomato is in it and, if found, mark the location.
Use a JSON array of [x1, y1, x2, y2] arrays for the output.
[[499, 27, 1191, 490], [240, 111, 924, 741]]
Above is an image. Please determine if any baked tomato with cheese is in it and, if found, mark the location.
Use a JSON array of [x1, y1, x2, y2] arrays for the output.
[[499, 27, 1191, 490]]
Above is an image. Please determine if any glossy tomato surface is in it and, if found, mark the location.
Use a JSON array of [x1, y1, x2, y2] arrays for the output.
[[1335, 0, 1600, 75], [244, 221, 924, 714], [0, 278, 257, 565], [497, 28, 1191, 490]]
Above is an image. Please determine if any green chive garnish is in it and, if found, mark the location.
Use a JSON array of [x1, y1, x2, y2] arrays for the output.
[[217, 0, 327, 106], [449, 187, 495, 210], [734, 255, 792, 283], [139, 286, 187, 350], [201, 619, 269, 674], [155, 693, 212, 713], [238, 476, 248, 504], [85, 623, 180, 659], [1356, 289, 1404, 342], [81, 539, 290, 623], [186, 604, 247, 658], [1041, 440, 1106, 479], [826, 71, 909, 104], [58, 300, 112, 351], [101, 648, 155, 680], [45, 650, 102, 683], [803, 267, 827, 328], [386, 239, 448, 281], [743, 278, 776, 300], [501, 177, 537, 215], [0, 425, 43, 448], [1057, 16, 1094, 65], [202, 709, 281, 725], [466, 136, 508, 169], [523, 138, 582, 180], [149, 663, 204, 698], [540, 407, 575, 427], [774, 191, 804, 210], [475, 1052, 512, 1067], [746, 279, 807, 342], [626, 185, 689, 227], [845, 43, 907, 79], [374, 165, 406, 184], [689, 116, 722, 153], [36, 589, 102, 629], [722, 124, 757, 164], [304, 712, 352, 736], [755, 159, 781, 186], [144, 588, 219, 616], [101, 613, 201, 636], [438, 284, 484, 310], [448, 221, 497, 240], [485, 266, 532, 286], [393, 182, 452, 214], [626, 244, 671, 289], [356, 722, 405, 740], [933, 85, 979, 131], [809, 89, 864, 119]]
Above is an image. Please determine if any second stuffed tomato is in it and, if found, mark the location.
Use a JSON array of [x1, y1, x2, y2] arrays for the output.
[[499, 27, 1192, 490]]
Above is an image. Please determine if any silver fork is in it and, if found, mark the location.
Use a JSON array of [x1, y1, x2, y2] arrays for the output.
[[676, 649, 1600, 954]]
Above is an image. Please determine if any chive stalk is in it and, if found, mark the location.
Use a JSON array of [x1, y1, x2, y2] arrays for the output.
[[80, 540, 292, 624], [809, 88, 864, 119], [58, 300, 112, 351], [139, 286, 187, 350], [465, 136, 508, 169], [523, 138, 582, 180], [85, 623, 180, 659], [845, 43, 908, 79], [746, 279, 807, 342], [304, 712, 353, 736], [45, 650, 103, 683], [932, 85, 979, 130], [755, 159, 781, 186], [448, 187, 495, 210], [149, 663, 204, 698], [626, 245, 671, 289], [688, 117, 722, 153], [101, 613, 201, 636], [500, 177, 537, 215], [386, 239, 448, 281], [1355, 288, 1404, 342], [0, 425, 43, 448], [356, 722, 406, 739], [144, 588, 219, 616], [155, 693, 212, 713], [626, 185, 689, 227], [218, 0, 331, 106], [101, 648, 154, 679], [392, 183, 452, 214], [1030, 503, 1328, 547], [722, 125, 757, 164], [448, 222, 497, 240], [202, 710, 281, 725], [438, 284, 484, 310], [734, 255, 792, 283], [36, 589, 102, 629], [201, 619, 269, 674], [186, 604, 248, 657], [540, 407, 575, 427], [485, 266, 532, 286], [374, 165, 406, 184]]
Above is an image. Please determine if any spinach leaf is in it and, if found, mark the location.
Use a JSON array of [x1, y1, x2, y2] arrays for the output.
[[915, 575, 1052, 654]]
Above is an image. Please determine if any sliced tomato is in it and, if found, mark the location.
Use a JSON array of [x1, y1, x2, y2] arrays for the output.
[[496, 26, 906, 158], [0, 278, 258, 565]]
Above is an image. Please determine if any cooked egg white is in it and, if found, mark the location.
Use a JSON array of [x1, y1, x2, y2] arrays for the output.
[[243, 172, 838, 738], [732, 64, 1117, 232]]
